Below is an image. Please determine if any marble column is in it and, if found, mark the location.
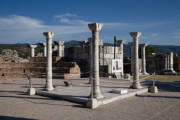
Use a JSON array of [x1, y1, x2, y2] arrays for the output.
[[42, 42, 47, 57], [128, 42, 134, 75], [130, 32, 143, 89], [165, 55, 168, 70], [88, 38, 93, 84], [88, 23, 104, 99], [169, 52, 176, 72], [116, 40, 125, 76], [43, 32, 55, 91], [30, 45, 37, 57], [57, 41, 64, 57], [167, 55, 169, 71], [140, 43, 148, 75]]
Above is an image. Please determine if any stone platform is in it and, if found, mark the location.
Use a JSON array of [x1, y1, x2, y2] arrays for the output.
[[36, 84, 148, 108]]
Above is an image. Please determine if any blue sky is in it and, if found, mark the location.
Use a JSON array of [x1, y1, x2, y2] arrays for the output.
[[0, 0, 180, 45]]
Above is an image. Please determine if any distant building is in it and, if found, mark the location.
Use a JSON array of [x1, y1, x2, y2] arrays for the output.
[[64, 43, 123, 76], [146, 53, 176, 74]]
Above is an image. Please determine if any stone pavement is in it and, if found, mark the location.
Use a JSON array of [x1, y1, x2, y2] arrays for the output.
[[37, 83, 148, 108], [0, 78, 180, 120]]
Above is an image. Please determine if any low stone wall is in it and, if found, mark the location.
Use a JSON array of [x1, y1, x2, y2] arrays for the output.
[[0, 56, 81, 79]]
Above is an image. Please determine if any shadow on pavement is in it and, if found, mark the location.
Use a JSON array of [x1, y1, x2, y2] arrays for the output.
[[0, 116, 37, 120], [142, 81, 180, 92], [137, 95, 180, 99]]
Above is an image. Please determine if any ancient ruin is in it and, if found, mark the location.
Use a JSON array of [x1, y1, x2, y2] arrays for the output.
[[0, 22, 178, 109], [130, 32, 143, 89]]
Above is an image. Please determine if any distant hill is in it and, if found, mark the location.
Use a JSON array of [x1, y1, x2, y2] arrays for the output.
[[0, 40, 180, 58], [64, 40, 81, 47], [122, 44, 180, 57], [150, 45, 180, 56]]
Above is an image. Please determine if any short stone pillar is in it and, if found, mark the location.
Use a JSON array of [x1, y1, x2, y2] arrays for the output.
[[43, 32, 55, 91], [57, 41, 64, 57], [88, 23, 104, 99], [128, 42, 134, 75], [116, 40, 125, 76], [130, 32, 143, 89], [30, 45, 37, 57], [140, 43, 148, 75], [42, 42, 47, 57]]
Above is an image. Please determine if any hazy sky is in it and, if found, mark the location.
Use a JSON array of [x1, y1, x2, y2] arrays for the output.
[[0, 0, 180, 45]]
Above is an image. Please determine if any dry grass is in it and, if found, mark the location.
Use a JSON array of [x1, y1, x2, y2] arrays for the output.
[[140, 75, 180, 82]]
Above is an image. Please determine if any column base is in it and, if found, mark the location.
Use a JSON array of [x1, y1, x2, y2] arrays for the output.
[[88, 80, 91, 84], [149, 86, 158, 93], [94, 93, 105, 99], [141, 72, 149, 75], [87, 98, 99, 109], [45, 86, 54, 91], [27, 88, 36, 95], [163, 69, 177, 75], [89, 93, 105, 99], [130, 83, 143, 89]]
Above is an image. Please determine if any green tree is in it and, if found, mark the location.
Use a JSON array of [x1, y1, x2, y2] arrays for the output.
[[139, 46, 157, 58], [145, 46, 157, 54]]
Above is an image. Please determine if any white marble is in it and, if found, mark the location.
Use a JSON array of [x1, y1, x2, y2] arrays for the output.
[[30, 45, 37, 57], [88, 23, 104, 99], [43, 32, 55, 91], [130, 32, 143, 89], [57, 41, 64, 57], [42, 42, 47, 57], [140, 43, 148, 75], [128, 42, 134, 75]]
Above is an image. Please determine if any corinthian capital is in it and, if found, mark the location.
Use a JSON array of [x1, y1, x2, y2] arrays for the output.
[[43, 32, 55, 39], [88, 23, 103, 32], [140, 43, 147, 48], [129, 32, 141, 39]]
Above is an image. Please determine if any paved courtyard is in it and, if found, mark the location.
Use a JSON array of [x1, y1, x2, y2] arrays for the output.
[[0, 77, 180, 120]]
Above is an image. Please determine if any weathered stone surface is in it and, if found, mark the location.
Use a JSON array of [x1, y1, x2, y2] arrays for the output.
[[88, 23, 104, 99], [140, 43, 148, 75], [43, 32, 55, 91], [130, 32, 142, 89], [148, 86, 158, 93], [0, 49, 29, 63], [0, 49, 19, 57], [27, 88, 36, 95]]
